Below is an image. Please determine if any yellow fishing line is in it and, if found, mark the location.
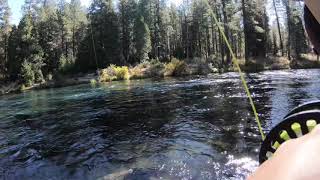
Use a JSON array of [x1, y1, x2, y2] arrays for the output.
[[212, 14, 266, 140]]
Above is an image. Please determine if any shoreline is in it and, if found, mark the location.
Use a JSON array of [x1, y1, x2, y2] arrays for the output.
[[1, 56, 319, 97]]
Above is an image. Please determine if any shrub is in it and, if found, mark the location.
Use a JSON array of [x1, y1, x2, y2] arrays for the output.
[[20, 84, 27, 92], [114, 66, 130, 80], [98, 65, 130, 82], [147, 59, 165, 77], [164, 58, 187, 76], [164, 61, 176, 76], [98, 66, 117, 82], [185, 57, 214, 75], [130, 65, 146, 79], [90, 79, 97, 86]]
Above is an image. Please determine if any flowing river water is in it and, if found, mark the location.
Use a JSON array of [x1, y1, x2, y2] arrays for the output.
[[1, 69, 320, 180]]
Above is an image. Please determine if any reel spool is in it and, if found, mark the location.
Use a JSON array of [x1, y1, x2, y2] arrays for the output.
[[259, 101, 320, 164]]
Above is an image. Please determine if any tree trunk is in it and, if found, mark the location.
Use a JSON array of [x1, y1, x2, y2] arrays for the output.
[[272, 0, 284, 56], [284, 0, 292, 60], [222, 0, 231, 65], [72, 25, 75, 57], [242, 0, 249, 64]]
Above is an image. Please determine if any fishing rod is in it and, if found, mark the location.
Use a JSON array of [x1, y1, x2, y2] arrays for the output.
[[212, 0, 320, 165]]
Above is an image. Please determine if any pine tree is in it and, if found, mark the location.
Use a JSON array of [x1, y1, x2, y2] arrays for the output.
[[168, 4, 183, 59], [119, 0, 137, 64], [17, 0, 45, 84], [67, 0, 87, 58], [87, 0, 121, 67], [7, 26, 20, 79], [191, 0, 213, 59], [242, 0, 268, 63], [37, 0, 60, 75], [55, 0, 87, 73], [283, 0, 308, 59], [0, 0, 11, 78], [134, 16, 151, 61]]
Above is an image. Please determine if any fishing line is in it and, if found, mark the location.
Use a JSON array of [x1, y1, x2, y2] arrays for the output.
[[212, 13, 266, 140]]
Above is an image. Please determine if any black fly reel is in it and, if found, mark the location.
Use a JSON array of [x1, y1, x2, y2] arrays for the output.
[[259, 101, 320, 164]]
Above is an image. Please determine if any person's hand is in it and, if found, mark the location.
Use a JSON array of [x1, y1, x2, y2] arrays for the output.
[[249, 125, 320, 180]]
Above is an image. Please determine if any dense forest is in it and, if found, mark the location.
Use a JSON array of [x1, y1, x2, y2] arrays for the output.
[[0, 0, 314, 87]]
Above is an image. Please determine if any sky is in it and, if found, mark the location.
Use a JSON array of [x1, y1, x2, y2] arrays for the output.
[[8, 0, 183, 25]]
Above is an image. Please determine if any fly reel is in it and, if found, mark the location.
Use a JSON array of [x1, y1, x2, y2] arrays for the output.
[[259, 101, 320, 164]]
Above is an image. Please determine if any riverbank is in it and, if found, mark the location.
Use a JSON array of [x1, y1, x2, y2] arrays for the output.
[[1, 55, 319, 96], [240, 54, 320, 72]]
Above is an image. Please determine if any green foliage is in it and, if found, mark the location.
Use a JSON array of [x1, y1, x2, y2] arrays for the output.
[[289, 8, 308, 58], [242, 0, 268, 59], [20, 84, 27, 92], [21, 60, 34, 86], [134, 16, 151, 62], [119, 0, 137, 63], [0, 0, 11, 77], [59, 54, 75, 74], [1, 0, 315, 87], [86, 0, 120, 67]]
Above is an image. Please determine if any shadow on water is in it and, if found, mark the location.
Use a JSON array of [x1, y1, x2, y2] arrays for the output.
[[0, 69, 320, 179]]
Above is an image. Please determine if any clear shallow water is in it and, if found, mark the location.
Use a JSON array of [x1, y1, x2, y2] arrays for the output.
[[1, 69, 320, 179]]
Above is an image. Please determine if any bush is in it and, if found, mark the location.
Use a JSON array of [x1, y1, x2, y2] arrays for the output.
[[20, 84, 27, 92], [114, 66, 130, 80], [147, 59, 165, 77], [130, 65, 147, 79], [98, 65, 117, 82], [98, 65, 130, 82], [90, 79, 97, 86], [164, 58, 188, 76], [185, 57, 214, 75]]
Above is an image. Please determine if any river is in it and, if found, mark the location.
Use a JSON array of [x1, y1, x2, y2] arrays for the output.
[[1, 69, 320, 180]]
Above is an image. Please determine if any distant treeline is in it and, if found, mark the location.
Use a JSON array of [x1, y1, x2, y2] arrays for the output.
[[0, 0, 311, 86]]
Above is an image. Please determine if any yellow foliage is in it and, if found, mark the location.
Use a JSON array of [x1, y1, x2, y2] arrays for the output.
[[98, 65, 130, 82], [98, 68, 116, 82], [130, 66, 146, 79], [90, 79, 97, 86], [164, 58, 187, 76], [114, 66, 130, 80]]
